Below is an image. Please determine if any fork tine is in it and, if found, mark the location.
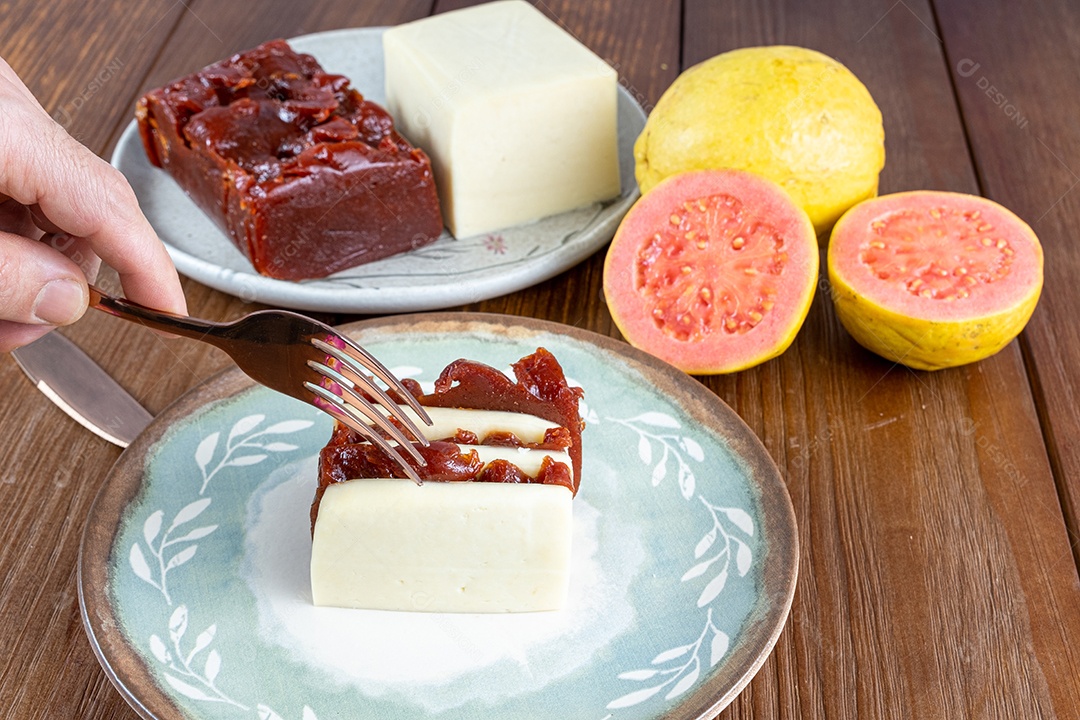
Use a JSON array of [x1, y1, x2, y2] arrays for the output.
[[311, 337, 431, 445], [306, 382, 425, 486], [325, 334, 432, 424], [313, 335, 432, 422], [307, 360, 427, 465]]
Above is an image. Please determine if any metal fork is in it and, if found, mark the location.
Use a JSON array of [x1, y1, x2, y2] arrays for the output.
[[88, 285, 431, 483]]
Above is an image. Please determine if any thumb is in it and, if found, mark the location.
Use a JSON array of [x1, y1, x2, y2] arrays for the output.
[[0, 230, 88, 326]]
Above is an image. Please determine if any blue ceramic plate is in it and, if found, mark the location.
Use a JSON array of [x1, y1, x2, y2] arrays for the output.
[[111, 27, 645, 314], [80, 314, 797, 720]]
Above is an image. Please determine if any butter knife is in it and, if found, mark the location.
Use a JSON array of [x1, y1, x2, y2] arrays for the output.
[[11, 332, 151, 447]]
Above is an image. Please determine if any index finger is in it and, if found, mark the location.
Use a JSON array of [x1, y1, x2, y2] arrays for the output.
[[0, 102, 187, 315], [0, 56, 46, 111]]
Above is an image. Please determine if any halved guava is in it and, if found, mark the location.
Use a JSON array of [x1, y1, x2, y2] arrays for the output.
[[603, 169, 818, 374], [827, 191, 1043, 370]]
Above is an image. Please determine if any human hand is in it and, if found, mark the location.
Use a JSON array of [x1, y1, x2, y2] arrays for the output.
[[0, 56, 187, 352]]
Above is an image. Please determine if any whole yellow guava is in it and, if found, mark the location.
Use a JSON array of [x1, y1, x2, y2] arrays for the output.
[[634, 46, 885, 238]]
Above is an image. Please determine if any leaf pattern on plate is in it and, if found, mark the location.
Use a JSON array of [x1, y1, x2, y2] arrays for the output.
[[683, 497, 756, 608], [609, 412, 701, 499], [604, 408, 755, 714], [129, 411, 320, 716], [197, 414, 314, 495], [149, 605, 246, 709], [257, 705, 321, 720], [581, 402, 601, 426], [129, 499, 217, 605], [605, 609, 730, 710]]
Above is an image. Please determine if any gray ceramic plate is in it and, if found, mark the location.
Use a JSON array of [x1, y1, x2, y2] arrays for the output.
[[111, 27, 645, 313], [80, 314, 797, 720]]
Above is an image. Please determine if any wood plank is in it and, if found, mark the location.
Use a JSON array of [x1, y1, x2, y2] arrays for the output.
[[933, 0, 1080, 575], [0, 0, 186, 153], [680, 0, 1080, 718], [931, 0, 1080, 713]]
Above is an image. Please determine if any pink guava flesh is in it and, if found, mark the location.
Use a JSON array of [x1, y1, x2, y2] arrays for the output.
[[830, 191, 1042, 321], [605, 169, 818, 373]]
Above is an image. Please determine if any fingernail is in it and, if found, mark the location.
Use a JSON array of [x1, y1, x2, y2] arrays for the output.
[[32, 279, 85, 325]]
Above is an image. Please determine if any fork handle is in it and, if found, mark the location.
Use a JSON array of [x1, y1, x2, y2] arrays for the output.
[[88, 285, 225, 342]]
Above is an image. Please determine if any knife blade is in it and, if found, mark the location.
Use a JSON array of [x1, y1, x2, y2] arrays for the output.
[[10, 332, 152, 447]]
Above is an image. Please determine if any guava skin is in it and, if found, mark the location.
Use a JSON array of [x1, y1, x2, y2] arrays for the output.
[[634, 45, 885, 239]]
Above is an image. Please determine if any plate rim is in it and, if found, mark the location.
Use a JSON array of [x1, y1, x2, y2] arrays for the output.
[[111, 25, 645, 314], [79, 312, 798, 720]]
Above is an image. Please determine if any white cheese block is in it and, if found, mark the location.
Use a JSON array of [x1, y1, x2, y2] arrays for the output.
[[383, 0, 621, 238], [311, 479, 573, 612]]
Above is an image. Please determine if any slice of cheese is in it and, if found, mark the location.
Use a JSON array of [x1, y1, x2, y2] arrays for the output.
[[311, 479, 572, 612], [392, 405, 574, 481], [395, 405, 560, 445], [383, 0, 620, 238], [465, 444, 571, 477]]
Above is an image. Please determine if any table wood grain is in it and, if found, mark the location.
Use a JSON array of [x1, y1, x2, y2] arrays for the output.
[[1, 1, 1078, 718]]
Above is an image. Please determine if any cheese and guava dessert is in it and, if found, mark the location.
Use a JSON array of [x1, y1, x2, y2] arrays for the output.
[[383, 0, 621, 238], [310, 348, 583, 613], [136, 39, 443, 280]]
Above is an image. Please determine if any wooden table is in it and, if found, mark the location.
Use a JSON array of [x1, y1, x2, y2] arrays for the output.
[[3, 1, 1079, 717]]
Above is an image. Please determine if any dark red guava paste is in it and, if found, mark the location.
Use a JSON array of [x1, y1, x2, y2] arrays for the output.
[[312, 348, 583, 529]]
